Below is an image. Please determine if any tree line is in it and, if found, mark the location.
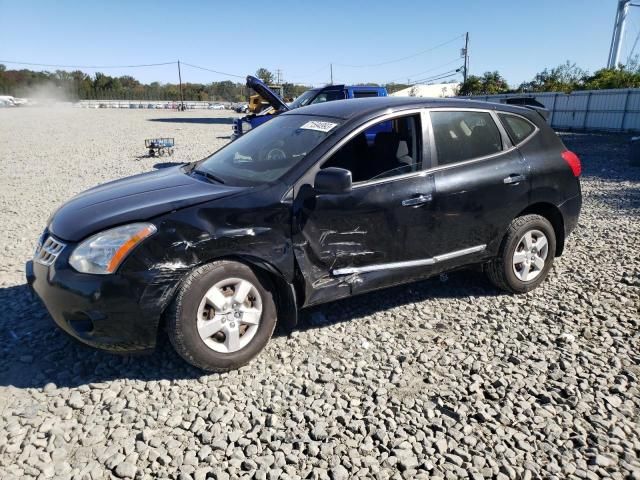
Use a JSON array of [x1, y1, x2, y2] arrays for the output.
[[2, 62, 640, 101], [0, 65, 311, 102], [459, 61, 640, 95]]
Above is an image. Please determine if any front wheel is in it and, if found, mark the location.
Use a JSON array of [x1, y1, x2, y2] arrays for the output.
[[167, 261, 277, 371], [486, 214, 556, 294]]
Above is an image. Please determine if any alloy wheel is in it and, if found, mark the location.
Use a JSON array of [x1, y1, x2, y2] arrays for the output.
[[512, 229, 549, 282], [196, 277, 263, 353]]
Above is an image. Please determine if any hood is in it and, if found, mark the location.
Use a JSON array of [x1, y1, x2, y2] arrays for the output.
[[246, 75, 289, 112], [49, 166, 243, 242]]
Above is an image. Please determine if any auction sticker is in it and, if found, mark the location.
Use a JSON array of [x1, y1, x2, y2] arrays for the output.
[[300, 120, 338, 133]]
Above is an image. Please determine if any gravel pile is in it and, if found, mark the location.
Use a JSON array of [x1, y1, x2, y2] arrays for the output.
[[0, 110, 638, 479]]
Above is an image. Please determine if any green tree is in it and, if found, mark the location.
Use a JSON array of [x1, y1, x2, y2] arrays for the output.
[[582, 66, 640, 89], [282, 82, 308, 100], [255, 67, 274, 84], [459, 72, 508, 95], [518, 61, 586, 93]]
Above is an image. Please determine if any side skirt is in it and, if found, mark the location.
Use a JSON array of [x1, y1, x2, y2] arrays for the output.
[[332, 244, 487, 276]]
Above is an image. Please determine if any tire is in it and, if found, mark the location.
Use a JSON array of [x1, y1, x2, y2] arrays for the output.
[[167, 261, 277, 372], [486, 214, 556, 294]]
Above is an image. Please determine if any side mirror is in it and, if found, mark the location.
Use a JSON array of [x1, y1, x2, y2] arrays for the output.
[[314, 168, 352, 195]]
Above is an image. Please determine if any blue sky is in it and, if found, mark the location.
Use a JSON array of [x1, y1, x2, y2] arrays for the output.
[[0, 0, 632, 87]]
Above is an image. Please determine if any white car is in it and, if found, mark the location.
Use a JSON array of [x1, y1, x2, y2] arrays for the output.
[[208, 103, 225, 110]]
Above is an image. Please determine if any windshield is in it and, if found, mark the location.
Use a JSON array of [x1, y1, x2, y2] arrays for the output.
[[196, 115, 341, 186], [288, 89, 320, 109]]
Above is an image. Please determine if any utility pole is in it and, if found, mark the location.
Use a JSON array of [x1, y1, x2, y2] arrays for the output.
[[275, 69, 282, 84], [462, 32, 469, 84], [330, 63, 333, 85], [177, 60, 184, 111]]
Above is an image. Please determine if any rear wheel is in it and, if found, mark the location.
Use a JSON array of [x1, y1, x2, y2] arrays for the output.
[[486, 214, 556, 294], [167, 261, 277, 371]]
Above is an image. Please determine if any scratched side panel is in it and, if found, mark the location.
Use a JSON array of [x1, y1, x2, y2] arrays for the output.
[[121, 186, 294, 317], [292, 174, 435, 307]]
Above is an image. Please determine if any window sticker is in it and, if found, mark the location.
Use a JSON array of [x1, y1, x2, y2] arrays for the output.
[[299, 120, 338, 133]]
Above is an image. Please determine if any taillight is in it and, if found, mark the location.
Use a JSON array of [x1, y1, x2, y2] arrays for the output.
[[562, 150, 581, 177]]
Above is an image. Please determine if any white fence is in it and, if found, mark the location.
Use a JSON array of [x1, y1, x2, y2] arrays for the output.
[[75, 100, 226, 110], [472, 89, 640, 132]]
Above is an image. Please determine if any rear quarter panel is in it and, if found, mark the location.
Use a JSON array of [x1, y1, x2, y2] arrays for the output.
[[518, 121, 581, 206]]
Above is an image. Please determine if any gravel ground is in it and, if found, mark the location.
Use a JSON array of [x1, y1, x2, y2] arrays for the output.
[[0, 109, 638, 480]]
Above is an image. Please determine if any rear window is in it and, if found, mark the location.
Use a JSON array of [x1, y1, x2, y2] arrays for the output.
[[310, 90, 346, 104], [499, 114, 536, 144], [431, 111, 503, 166]]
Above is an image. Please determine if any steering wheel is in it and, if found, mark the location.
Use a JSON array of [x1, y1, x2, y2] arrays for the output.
[[266, 148, 287, 162]]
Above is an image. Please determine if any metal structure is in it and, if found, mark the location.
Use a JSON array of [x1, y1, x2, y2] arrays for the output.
[[473, 89, 640, 132], [145, 137, 175, 157], [608, 1, 640, 68]]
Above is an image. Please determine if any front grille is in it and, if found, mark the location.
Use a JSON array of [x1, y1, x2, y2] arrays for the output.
[[34, 234, 66, 266]]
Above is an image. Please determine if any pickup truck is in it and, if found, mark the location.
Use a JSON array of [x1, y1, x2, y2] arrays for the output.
[[231, 76, 388, 140]]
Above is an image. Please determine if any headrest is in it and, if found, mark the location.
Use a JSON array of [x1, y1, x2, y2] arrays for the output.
[[396, 140, 409, 159]]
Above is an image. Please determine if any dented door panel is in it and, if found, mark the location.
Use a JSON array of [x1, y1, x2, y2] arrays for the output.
[[293, 173, 436, 306]]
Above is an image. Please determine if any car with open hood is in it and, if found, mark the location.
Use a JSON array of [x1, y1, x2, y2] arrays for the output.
[[27, 96, 581, 372], [231, 75, 387, 140]]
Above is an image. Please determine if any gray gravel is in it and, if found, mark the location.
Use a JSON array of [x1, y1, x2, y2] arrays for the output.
[[0, 109, 639, 479]]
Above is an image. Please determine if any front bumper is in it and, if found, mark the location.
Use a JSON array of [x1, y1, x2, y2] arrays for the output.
[[26, 251, 182, 353]]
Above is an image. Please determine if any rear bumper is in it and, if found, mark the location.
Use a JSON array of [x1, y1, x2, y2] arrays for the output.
[[558, 191, 582, 238], [26, 255, 179, 354]]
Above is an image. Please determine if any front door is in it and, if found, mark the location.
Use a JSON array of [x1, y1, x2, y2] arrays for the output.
[[292, 112, 436, 306]]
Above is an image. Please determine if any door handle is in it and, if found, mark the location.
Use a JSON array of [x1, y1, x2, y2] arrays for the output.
[[503, 174, 526, 185], [402, 194, 433, 207]]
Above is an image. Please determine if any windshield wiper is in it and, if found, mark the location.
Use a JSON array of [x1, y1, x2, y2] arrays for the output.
[[192, 169, 225, 184]]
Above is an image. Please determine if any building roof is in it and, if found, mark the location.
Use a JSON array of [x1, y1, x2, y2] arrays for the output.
[[389, 83, 460, 98]]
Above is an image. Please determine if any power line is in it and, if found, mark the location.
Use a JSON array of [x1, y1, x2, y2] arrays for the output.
[[334, 33, 464, 68], [0, 59, 246, 79], [409, 68, 461, 85], [0, 60, 177, 69], [180, 62, 245, 79], [412, 70, 460, 84], [386, 57, 463, 84]]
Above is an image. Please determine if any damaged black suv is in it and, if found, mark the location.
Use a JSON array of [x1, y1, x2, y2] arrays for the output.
[[27, 97, 582, 371]]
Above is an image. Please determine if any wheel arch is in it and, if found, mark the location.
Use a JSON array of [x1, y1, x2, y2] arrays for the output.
[[157, 254, 300, 338], [516, 202, 565, 256], [233, 254, 300, 331]]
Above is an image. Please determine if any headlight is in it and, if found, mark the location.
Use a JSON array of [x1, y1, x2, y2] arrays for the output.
[[69, 223, 157, 274]]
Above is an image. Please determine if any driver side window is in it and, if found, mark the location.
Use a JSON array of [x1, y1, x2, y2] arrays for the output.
[[321, 114, 422, 183]]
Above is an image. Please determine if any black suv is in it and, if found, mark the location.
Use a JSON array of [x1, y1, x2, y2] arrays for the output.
[[27, 97, 582, 371]]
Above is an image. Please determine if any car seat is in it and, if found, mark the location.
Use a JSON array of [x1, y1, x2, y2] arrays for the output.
[[369, 132, 402, 179], [396, 140, 415, 171]]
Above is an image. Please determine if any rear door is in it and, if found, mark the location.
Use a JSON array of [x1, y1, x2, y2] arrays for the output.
[[425, 109, 531, 263]]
